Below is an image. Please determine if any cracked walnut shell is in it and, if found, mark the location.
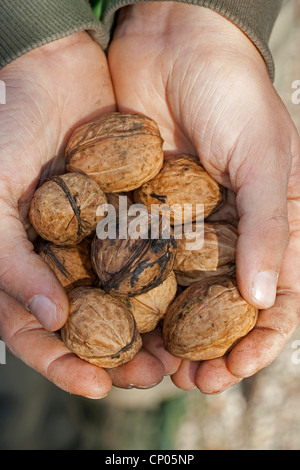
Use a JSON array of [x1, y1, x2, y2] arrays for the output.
[[65, 112, 164, 193], [29, 173, 107, 245], [163, 275, 258, 361], [133, 154, 225, 225], [61, 287, 142, 368]]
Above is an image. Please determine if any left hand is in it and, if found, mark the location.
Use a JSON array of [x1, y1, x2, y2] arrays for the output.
[[0, 31, 178, 397], [109, 2, 300, 393]]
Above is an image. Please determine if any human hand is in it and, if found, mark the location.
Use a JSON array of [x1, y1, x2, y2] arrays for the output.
[[0, 31, 178, 397], [109, 2, 300, 393]]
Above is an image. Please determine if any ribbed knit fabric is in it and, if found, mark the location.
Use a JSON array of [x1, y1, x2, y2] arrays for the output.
[[101, 0, 283, 81], [0, 0, 109, 69]]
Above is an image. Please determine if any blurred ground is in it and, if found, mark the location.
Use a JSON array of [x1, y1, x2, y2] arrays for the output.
[[1, 0, 300, 450]]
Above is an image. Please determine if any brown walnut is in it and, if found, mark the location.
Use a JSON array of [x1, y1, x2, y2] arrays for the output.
[[105, 192, 133, 212], [120, 271, 177, 333], [35, 238, 97, 293], [65, 112, 164, 193], [29, 173, 107, 245], [61, 287, 142, 368], [133, 154, 225, 225], [163, 275, 258, 361], [174, 222, 238, 286], [91, 213, 177, 297]]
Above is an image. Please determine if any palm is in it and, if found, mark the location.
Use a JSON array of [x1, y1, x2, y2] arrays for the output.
[[0, 33, 116, 233], [109, 4, 300, 393]]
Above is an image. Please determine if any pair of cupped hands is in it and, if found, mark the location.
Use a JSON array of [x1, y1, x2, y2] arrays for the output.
[[0, 3, 299, 398]]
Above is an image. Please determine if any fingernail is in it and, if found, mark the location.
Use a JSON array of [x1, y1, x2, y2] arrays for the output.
[[251, 271, 278, 308], [27, 295, 57, 330], [85, 393, 109, 400]]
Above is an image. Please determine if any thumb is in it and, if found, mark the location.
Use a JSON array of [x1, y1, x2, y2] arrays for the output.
[[0, 198, 69, 331], [233, 147, 290, 309]]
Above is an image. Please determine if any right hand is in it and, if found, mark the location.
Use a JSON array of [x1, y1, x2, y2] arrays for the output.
[[0, 32, 180, 397], [109, 3, 300, 393]]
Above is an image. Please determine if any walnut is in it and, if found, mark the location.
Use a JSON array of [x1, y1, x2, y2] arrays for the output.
[[105, 192, 133, 212], [174, 222, 238, 286], [65, 112, 164, 193], [120, 271, 177, 333], [35, 238, 97, 293], [163, 275, 258, 361], [91, 213, 177, 297], [29, 173, 107, 245], [61, 287, 142, 368], [133, 154, 225, 225]]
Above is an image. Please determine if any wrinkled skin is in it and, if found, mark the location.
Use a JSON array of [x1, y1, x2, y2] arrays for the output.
[[109, 3, 300, 393]]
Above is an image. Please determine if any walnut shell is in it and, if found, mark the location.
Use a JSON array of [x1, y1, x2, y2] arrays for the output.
[[174, 222, 238, 286], [91, 213, 177, 297], [61, 287, 142, 368], [105, 193, 133, 212], [35, 238, 97, 293], [29, 173, 107, 245], [65, 112, 164, 193], [120, 271, 177, 333], [133, 154, 225, 225], [163, 275, 258, 361]]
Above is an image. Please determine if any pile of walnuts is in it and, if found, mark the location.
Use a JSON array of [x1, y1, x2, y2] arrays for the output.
[[29, 112, 258, 369]]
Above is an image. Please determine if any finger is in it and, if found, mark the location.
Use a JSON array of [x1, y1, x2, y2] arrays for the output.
[[175, 296, 297, 394], [227, 291, 300, 378], [170, 359, 199, 391], [228, 212, 300, 378], [194, 293, 300, 392], [0, 198, 69, 331], [232, 148, 290, 309], [195, 357, 242, 394], [106, 348, 165, 389], [0, 290, 112, 398], [142, 327, 182, 376], [196, 225, 300, 391]]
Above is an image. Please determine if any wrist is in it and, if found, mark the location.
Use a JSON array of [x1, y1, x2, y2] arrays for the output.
[[29, 31, 93, 59], [116, 3, 219, 36], [1, 32, 96, 77], [115, 2, 265, 69]]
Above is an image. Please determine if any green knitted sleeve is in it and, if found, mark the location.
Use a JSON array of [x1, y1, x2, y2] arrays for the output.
[[100, 0, 283, 81], [0, 0, 109, 69], [0, 0, 283, 81]]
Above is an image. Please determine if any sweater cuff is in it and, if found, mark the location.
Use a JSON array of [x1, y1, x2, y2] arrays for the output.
[[101, 0, 283, 81], [0, 0, 109, 69]]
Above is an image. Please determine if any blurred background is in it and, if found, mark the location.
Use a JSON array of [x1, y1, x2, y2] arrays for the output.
[[1, 0, 300, 451]]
